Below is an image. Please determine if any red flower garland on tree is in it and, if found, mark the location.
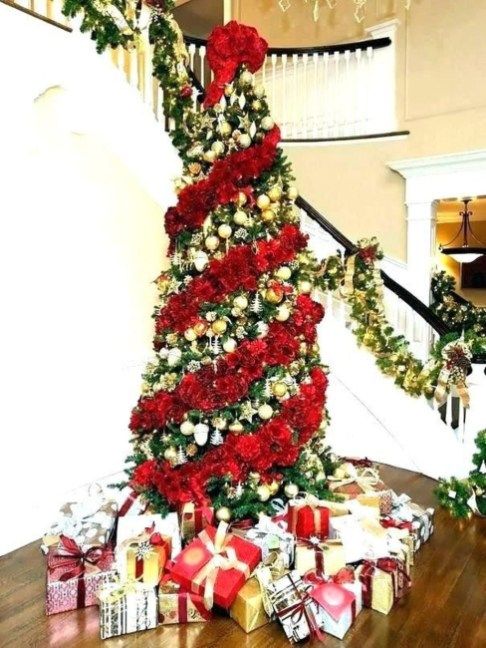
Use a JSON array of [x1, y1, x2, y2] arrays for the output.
[[204, 21, 268, 107]]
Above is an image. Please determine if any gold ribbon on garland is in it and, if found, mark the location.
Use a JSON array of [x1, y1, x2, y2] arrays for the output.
[[433, 339, 472, 409]]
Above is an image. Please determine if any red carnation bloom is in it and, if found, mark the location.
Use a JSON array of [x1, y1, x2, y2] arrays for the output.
[[204, 21, 268, 107]]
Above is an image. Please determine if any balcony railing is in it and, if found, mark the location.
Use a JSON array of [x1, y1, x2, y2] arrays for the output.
[[184, 33, 407, 142]]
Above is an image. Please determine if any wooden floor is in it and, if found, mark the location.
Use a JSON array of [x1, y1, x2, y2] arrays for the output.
[[1, 465, 485, 648]]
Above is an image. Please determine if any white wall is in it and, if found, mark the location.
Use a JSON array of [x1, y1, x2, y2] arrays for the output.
[[0, 6, 180, 554]]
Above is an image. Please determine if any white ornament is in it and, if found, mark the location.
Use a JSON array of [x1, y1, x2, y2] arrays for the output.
[[167, 348, 182, 367], [194, 251, 209, 272], [238, 134, 251, 149], [256, 322, 269, 338], [218, 224, 232, 239], [276, 304, 291, 322], [233, 295, 248, 310], [261, 116, 275, 131], [233, 210, 248, 226], [258, 404, 274, 420], [210, 429, 224, 446], [205, 235, 219, 251], [159, 347, 169, 360], [223, 338, 237, 353], [194, 423, 209, 446], [180, 420, 195, 436]]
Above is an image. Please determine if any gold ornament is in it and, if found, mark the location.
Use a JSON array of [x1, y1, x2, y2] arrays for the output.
[[193, 322, 207, 337], [203, 149, 216, 163], [216, 506, 232, 522], [265, 288, 284, 304], [257, 194, 271, 210], [184, 328, 197, 342], [262, 209, 276, 223], [287, 186, 299, 200], [268, 185, 282, 202], [233, 295, 248, 310], [211, 141, 225, 156], [276, 304, 291, 322], [239, 70, 253, 85], [180, 420, 195, 436], [211, 319, 228, 335], [218, 224, 232, 239], [268, 480, 280, 496], [188, 162, 202, 176], [256, 484, 271, 502], [212, 417, 227, 430], [238, 134, 252, 149], [272, 382, 288, 398], [284, 483, 299, 498], [224, 83, 234, 97], [276, 266, 292, 281], [254, 84, 265, 98], [237, 191, 248, 206], [186, 443, 197, 457], [261, 116, 275, 131], [252, 99, 262, 111], [205, 235, 219, 251], [229, 420, 244, 433], [164, 447, 177, 461], [298, 280, 312, 294], [218, 121, 232, 137], [258, 403, 274, 420], [223, 338, 237, 353], [233, 210, 248, 226]]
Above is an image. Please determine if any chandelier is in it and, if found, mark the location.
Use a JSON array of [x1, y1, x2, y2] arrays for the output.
[[278, 0, 412, 23], [440, 199, 486, 264]]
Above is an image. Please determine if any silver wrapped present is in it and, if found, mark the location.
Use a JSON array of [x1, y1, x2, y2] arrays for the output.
[[98, 581, 158, 640], [246, 515, 295, 568], [266, 571, 323, 643]]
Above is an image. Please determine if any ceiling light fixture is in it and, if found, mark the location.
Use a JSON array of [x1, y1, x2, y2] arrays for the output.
[[439, 198, 486, 264]]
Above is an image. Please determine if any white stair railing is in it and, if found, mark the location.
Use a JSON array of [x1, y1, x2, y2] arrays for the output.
[[184, 34, 397, 141]]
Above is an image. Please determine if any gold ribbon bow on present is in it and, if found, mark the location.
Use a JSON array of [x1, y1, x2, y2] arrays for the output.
[[328, 465, 381, 494], [97, 577, 145, 605], [192, 522, 250, 610], [434, 338, 472, 408]]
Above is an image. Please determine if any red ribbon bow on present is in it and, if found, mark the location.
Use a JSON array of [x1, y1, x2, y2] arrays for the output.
[[47, 535, 113, 582], [380, 517, 413, 531], [358, 558, 411, 608], [276, 572, 325, 643]]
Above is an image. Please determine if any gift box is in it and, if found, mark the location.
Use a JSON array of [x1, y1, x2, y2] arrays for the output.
[[45, 536, 116, 615], [309, 580, 358, 640], [169, 522, 261, 610], [294, 539, 346, 577], [241, 515, 295, 568], [329, 515, 389, 563], [117, 524, 171, 587], [329, 464, 393, 516], [287, 497, 330, 539], [158, 576, 212, 625], [230, 576, 270, 633], [266, 571, 324, 643], [43, 485, 118, 553], [355, 558, 411, 615], [180, 502, 214, 542], [116, 512, 181, 559], [97, 581, 158, 639], [389, 494, 434, 552]]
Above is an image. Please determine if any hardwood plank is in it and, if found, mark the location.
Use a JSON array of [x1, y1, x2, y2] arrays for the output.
[[0, 465, 485, 647]]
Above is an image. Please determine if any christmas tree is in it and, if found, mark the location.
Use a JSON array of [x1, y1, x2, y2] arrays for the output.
[[122, 18, 336, 521]]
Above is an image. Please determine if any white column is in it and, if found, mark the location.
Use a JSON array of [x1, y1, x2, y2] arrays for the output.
[[223, 0, 232, 24], [405, 200, 436, 306]]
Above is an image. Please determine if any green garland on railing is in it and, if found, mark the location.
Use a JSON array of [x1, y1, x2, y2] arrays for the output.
[[435, 429, 486, 518], [318, 239, 484, 402], [431, 270, 486, 337], [62, 0, 200, 158]]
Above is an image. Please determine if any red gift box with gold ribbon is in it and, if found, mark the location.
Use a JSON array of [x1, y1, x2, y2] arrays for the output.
[[287, 497, 330, 539], [179, 502, 214, 541], [169, 522, 261, 610]]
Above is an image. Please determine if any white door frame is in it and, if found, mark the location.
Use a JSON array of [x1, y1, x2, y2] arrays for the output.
[[388, 149, 486, 305]]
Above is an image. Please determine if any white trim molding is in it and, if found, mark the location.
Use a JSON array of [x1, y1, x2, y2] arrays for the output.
[[387, 149, 486, 305]]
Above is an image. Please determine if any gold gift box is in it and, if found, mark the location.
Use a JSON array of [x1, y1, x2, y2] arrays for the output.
[[295, 539, 346, 577], [229, 577, 270, 633], [355, 564, 394, 615]]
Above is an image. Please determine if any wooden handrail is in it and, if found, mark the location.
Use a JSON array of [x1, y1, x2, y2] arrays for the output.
[[183, 33, 392, 56], [0, 0, 72, 32]]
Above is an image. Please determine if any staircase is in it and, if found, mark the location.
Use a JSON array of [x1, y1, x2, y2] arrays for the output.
[[1, 0, 484, 552]]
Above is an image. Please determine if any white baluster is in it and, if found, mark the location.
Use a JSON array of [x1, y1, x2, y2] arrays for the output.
[[144, 43, 154, 107], [281, 54, 288, 138], [323, 52, 330, 137], [365, 46, 373, 134], [292, 54, 299, 139], [302, 54, 308, 138], [344, 49, 351, 136], [199, 45, 206, 89], [271, 54, 278, 121], [312, 53, 319, 138], [333, 52, 340, 137], [262, 55, 267, 86]]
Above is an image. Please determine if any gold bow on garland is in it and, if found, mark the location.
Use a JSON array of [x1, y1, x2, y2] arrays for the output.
[[434, 338, 472, 408], [278, 0, 412, 23]]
